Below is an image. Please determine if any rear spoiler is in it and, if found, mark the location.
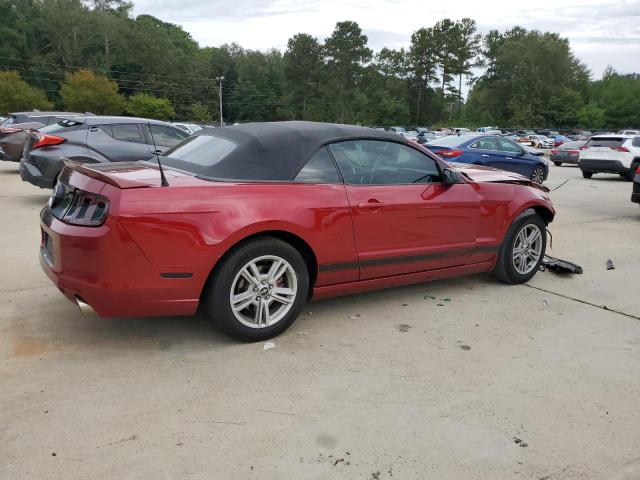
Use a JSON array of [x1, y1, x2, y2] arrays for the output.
[[62, 160, 155, 189]]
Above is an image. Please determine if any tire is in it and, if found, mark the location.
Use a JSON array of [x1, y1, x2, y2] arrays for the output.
[[626, 162, 639, 181], [493, 213, 547, 284], [530, 166, 546, 184], [581, 170, 593, 178], [203, 237, 309, 341], [553, 161, 562, 167]]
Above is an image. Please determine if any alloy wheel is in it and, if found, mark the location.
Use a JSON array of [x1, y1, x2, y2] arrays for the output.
[[229, 255, 298, 328], [531, 167, 545, 184], [511, 224, 543, 275]]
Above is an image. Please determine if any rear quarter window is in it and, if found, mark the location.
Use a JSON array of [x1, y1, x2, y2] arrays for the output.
[[586, 137, 625, 148], [294, 147, 340, 183], [632, 137, 640, 148]]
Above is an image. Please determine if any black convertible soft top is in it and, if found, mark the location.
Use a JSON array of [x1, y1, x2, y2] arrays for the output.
[[161, 121, 404, 181]]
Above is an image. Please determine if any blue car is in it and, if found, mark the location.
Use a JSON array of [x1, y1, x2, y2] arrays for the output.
[[425, 134, 548, 184]]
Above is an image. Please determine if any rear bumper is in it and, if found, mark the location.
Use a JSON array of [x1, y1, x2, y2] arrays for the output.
[[550, 154, 578, 164], [40, 207, 204, 317], [578, 159, 629, 173], [20, 159, 56, 188]]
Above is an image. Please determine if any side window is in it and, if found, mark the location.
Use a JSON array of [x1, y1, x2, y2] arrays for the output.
[[294, 147, 341, 183], [104, 124, 143, 143], [150, 124, 188, 148], [499, 138, 523, 154], [632, 137, 640, 148], [329, 140, 441, 185], [470, 137, 499, 151]]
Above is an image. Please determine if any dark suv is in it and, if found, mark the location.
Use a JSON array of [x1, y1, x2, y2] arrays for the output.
[[20, 116, 189, 188]]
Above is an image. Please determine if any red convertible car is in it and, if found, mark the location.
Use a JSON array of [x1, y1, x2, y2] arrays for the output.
[[40, 122, 555, 340]]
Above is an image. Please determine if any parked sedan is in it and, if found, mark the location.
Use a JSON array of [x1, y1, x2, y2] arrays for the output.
[[20, 116, 189, 188], [550, 140, 586, 166], [425, 134, 548, 184], [39, 121, 554, 341]]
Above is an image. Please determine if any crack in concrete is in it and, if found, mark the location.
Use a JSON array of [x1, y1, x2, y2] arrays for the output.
[[523, 284, 640, 321]]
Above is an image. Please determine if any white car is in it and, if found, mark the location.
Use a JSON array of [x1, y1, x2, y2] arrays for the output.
[[618, 129, 640, 135], [578, 134, 640, 180], [171, 122, 203, 135], [477, 126, 502, 134], [527, 135, 554, 149]]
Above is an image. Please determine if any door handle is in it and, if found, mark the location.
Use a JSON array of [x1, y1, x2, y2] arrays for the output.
[[358, 200, 385, 211]]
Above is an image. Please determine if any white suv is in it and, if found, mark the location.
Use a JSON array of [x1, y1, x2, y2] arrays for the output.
[[578, 135, 640, 180]]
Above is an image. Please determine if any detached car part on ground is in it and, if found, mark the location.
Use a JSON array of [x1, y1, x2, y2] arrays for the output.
[[426, 134, 548, 185], [40, 121, 555, 341], [578, 135, 640, 181], [20, 116, 189, 188]]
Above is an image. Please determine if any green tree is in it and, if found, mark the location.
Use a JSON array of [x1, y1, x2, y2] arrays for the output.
[[0, 71, 53, 114], [284, 33, 324, 119], [324, 21, 372, 123], [449, 18, 481, 115], [576, 103, 606, 129], [188, 101, 212, 123], [409, 27, 439, 125], [127, 92, 175, 119], [60, 69, 125, 114]]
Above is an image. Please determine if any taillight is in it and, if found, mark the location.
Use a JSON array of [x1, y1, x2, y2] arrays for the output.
[[636, 165, 640, 174], [438, 149, 464, 158], [610, 146, 629, 152], [32, 134, 66, 150], [550, 149, 558, 155], [567, 150, 580, 155], [63, 190, 109, 226]]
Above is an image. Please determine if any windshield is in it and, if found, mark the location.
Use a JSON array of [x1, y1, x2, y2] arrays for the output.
[[426, 135, 468, 147]]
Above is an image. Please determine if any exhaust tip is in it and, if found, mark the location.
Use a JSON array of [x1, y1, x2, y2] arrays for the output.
[[75, 296, 96, 316]]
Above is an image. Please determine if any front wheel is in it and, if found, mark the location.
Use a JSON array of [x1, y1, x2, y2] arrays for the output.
[[530, 166, 546, 184], [204, 237, 309, 341], [493, 213, 547, 284], [553, 161, 562, 167], [581, 170, 593, 178]]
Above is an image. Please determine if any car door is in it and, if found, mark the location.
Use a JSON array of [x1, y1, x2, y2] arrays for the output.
[[466, 136, 502, 166], [87, 123, 152, 162], [328, 139, 482, 280], [489, 137, 533, 176]]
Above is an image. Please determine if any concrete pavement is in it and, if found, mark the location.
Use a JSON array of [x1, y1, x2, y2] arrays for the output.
[[1, 161, 639, 479]]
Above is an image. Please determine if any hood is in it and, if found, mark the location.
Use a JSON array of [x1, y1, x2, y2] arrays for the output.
[[64, 160, 194, 189], [448, 162, 549, 191]]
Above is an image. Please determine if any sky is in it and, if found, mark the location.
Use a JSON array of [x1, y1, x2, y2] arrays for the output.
[[133, 0, 640, 80]]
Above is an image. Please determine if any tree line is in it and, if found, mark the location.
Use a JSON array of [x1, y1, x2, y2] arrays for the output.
[[0, 0, 638, 129]]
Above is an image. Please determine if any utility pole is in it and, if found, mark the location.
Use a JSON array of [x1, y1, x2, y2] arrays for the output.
[[216, 76, 224, 126]]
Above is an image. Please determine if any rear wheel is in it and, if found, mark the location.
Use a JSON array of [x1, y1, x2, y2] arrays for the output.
[[204, 237, 309, 341], [581, 170, 593, 178], [530, 166, 545, 184], [493, 213, 546, 284], [626, 162, 639, 181], [553, 161, 562, 167]]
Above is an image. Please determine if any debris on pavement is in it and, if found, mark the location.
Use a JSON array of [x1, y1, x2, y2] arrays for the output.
[[395, 324, 412, 333], [513, 437, 528, 448], [348, 314, 360, 319], [606, 259, 615, 270], [459, 345, 471, 351], [542, 299, 549, 307], [263, 342, 275, 350], [541, 255, 583, 274]]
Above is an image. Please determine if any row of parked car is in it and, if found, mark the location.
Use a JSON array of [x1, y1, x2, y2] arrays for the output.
[[0, 111, 214, 188]]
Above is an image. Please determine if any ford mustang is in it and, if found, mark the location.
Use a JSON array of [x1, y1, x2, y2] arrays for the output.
[[40, 122, 555, 341]]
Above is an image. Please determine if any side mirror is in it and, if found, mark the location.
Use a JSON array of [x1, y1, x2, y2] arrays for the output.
[[443, 168, 462, 185]]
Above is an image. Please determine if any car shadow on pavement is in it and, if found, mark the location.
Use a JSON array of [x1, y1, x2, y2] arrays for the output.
[[0, 167, 19, 174]]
